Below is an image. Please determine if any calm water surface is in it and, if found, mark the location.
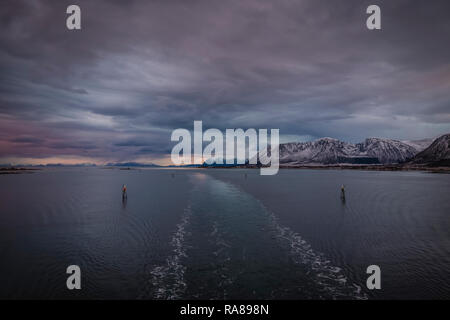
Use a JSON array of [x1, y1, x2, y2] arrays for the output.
[[0, 168, 449, 299]]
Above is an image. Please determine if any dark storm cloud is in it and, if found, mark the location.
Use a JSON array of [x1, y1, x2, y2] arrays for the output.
[[0, 0, 450, 163]]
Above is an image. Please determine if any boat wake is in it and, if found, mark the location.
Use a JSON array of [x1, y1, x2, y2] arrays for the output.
[[147, 205, 192, 299], [145, 175, 367, 300], [258, 199, 368, 300]]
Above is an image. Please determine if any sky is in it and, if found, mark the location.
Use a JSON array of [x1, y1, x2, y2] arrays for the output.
[[1, 0, 450, 165]]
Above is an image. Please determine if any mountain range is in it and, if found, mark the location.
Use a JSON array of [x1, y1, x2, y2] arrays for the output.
[[2, 134, 449, 169], [263, 133, 449, 166], [105, 162, 160, 167]]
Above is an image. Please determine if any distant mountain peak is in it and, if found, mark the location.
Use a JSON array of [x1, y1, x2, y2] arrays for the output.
[[106, 162, 160, 167], [409, 133, 450, 166], [316, 137, 339, 142], [401, 138, 434, 152]]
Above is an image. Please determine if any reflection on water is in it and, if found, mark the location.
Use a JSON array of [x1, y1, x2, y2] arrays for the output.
[[0, 168, 449, 299], [341, 194, 346, 206], [122, 196, 127, 210]]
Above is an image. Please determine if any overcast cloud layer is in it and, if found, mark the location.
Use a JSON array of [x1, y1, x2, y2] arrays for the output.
[[1, 0, 450, 164]]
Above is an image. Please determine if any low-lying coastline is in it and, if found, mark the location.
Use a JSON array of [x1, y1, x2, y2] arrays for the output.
[[202, 164, 450, 173], [2, 164, 449, 174], [284, 165, 450, 173], [0, 167, 40, 175]]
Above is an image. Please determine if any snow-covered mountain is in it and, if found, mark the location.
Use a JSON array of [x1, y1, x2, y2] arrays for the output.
[[356, 138, 417, 164], [402, 138, 433, 152], [279, 138, 376, 164], [276, 137, 421, 165], [409, 134, 450, 166]]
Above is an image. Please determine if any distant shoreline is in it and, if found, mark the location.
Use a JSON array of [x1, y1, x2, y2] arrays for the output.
[[201, 164, 450, 173], [1, 165, 449, 174], [0, 167, 40, 175]]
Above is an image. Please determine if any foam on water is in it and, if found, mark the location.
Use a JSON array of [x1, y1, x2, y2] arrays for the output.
[[210, 221, 235, 299], [148, 205, 191, 299], [259, 199, 368, 300], [205, 175, 367, 299], [157, 175, 368, 300]]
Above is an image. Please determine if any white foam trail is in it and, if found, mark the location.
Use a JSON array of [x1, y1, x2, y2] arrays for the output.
[[258, 199, 368, 300], [210, 221, 234, 299], [149, 205, 191, 299]]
